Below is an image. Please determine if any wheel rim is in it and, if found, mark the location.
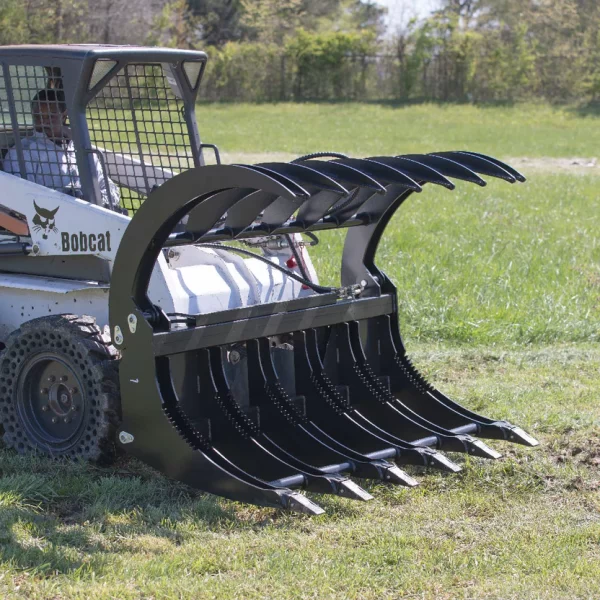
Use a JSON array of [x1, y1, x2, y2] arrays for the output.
[[16, 352, 86, 451]]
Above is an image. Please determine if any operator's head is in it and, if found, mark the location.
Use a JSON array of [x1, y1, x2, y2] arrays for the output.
[[31, 89, 68, 141]]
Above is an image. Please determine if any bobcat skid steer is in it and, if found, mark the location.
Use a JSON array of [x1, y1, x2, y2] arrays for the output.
[[0, 45, 538, 514]]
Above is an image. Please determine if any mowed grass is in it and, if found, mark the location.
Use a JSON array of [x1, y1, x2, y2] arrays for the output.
[[1, 103, 600, 598], [313, 173, 600, 345], [196, 102, 600, 158], [0, 345, 598, 599]]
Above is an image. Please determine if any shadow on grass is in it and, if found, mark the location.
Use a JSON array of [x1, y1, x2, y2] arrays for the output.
[[566, 101, 600, 118], [0, 451, 284, 577]]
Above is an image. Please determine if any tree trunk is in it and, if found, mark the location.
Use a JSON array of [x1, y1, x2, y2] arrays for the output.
[[55, 0, 63, 42]]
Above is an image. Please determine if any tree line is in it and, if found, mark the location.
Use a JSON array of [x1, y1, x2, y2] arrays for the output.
[[0, 0, 596, 103]]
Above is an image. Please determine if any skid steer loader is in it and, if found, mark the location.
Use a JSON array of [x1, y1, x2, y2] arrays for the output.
[[0, 45, 538, 514]]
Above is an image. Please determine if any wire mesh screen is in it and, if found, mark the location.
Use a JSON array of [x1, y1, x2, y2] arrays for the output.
[[86, 63, 196, 214], [0, 66, 81, 195]]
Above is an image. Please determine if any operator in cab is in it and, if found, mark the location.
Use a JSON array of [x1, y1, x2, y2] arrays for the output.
[[3, 88, 121, 209]]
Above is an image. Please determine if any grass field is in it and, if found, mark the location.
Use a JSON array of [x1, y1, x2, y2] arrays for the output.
[[196, 102, 600, 159], [1, 103, 599, 599]]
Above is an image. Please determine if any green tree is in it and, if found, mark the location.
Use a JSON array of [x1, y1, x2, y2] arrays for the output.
[[186, 0, 245, 45], [0, 0, 27, 45]]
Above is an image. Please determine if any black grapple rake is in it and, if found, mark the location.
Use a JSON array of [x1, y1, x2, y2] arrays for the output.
[[110, 151, 538, 515]]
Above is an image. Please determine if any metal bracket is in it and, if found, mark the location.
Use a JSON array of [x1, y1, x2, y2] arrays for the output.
[[119, 431, 134, 444], [127, 314, 137, 334]]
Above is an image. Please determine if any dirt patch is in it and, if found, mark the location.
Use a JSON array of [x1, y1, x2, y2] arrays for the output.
[[549, 430, 600, 468], [507, 157, 600, 176]]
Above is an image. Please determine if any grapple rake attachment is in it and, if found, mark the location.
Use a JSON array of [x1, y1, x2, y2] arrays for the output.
[[110, 152, 538, 514]]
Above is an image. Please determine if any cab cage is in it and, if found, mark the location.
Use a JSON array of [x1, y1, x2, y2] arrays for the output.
[[0, 45, 208, 211]]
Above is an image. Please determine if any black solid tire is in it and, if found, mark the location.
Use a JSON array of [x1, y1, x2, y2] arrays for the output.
[[0, 314, 121, 463]]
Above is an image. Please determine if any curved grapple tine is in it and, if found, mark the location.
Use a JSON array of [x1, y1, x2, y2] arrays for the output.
[[368, 156, 455, 189], [294, 159, 386, 193], [334, 157, 422, 192], [400, 154, 487, 186], [293, 189, 352, 228], [223, 164, 311, 235], [251, 196, 309, 233], [432, 151, 517, 182], [254, 163, 350, 231], [325, 187, 378, 226], [221, 190, 279, 237], [183, 188, 255, 237], [257, 162, 350, 194], [236, 164, 312, 198], [460, 151, 527, 182]]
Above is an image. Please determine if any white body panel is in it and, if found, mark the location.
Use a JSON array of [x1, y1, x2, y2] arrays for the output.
[[0, 171, 318, 343]]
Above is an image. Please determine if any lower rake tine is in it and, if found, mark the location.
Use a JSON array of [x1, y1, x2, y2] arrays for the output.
[[197, 349, 328, 494], [332, 322, 469, 454], [382, 316, 539, 447], [200, 348, 362, 500], [243, 339, 373, 501], [293, 330, 418, 487], [416, 447, 463, 473], [500, 426, 539, 447], [302, 329, 460, 475], [210, 348, 369, 500], [154, 356, 325, 515], [286, 494, 326, 515], [346, 322, 502, 460]]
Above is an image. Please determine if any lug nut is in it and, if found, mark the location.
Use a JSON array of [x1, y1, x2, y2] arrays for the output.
[[51, 417, 58, 424], [59, 375, 68, 382], [47, 375, 56, 383], [41, 404, 49, 412], [71, 405, 79, 412], [40, 388, 48, 394], [64, 417, 71, 424], [69, 388, 77, 395]]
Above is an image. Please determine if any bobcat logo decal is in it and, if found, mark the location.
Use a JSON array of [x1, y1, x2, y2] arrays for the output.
[[32, 201, 59, 239]]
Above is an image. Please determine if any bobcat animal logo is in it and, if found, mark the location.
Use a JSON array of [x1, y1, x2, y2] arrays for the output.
[[32, 201, 59, 239]]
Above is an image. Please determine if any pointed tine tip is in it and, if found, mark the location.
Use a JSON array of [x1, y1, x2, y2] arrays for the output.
[[385, 465, 419, 487], [285, 492, 325, 516], [425, 451, 462, 473], [508, 427, 540, 447], [338, 479, 374, 501], [467, 438, 502, 460]]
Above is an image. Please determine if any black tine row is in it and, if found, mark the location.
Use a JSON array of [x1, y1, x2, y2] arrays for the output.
[[174, 152, 526, 246], [153, 314, 536, 514]]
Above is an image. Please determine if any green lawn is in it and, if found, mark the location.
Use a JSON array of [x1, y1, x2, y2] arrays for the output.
[[314, 173, 600, 345], [1, 344, 598, 599], [196, 102, 600, 158], [1, 103, 599, 599]]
